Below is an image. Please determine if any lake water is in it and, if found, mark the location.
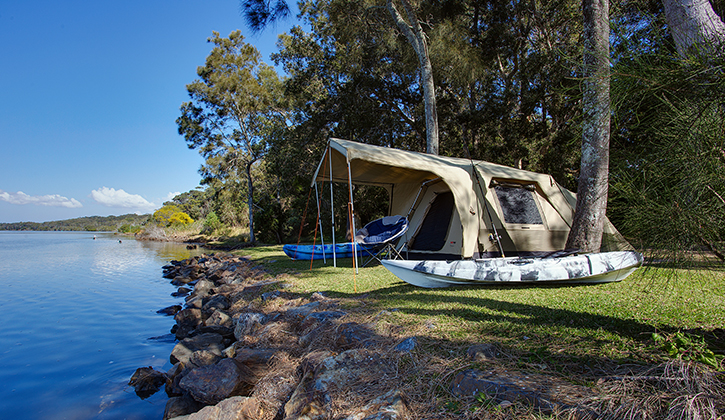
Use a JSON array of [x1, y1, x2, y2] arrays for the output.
[[0, 231, 206, 420]]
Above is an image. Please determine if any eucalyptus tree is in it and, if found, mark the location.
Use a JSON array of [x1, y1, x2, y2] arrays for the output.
[[387, 0, 439, 154], [565, 0, 611, 253], [176, 31, 285, 243], [663, 0, 725, 57]]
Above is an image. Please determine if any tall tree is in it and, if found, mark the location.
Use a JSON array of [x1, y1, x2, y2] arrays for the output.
[[662, 0, 725, 57], [387, 0, 439, 154], [177, 31, 285, 243], [566, 0, 610, 252]]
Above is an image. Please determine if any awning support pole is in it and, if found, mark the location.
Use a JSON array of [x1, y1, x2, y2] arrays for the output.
[[347, 156, 359, 276], [329, 144, 337, 267]]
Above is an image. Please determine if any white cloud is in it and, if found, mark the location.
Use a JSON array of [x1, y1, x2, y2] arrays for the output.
[[90, 187, 156, 211], [0, 189, 83, 208], [165, 191, 181, 202]]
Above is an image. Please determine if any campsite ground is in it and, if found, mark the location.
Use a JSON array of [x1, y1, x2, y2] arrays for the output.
[[227, 245, 724, 418]]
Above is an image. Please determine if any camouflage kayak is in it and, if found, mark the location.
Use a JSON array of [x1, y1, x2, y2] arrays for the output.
[[381, 251, 643, 288]]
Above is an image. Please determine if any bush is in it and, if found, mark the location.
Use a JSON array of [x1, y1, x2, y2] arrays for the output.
[[202, 211, 224, 235]]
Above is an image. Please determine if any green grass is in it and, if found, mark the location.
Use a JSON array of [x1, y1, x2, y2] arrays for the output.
[[238, 245, 725, 372]]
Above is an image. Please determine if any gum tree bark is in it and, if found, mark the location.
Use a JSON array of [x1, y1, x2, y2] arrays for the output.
[[566, 0, 610, 253], [387, 0, 439, 155], [663, 0, 725, 57]]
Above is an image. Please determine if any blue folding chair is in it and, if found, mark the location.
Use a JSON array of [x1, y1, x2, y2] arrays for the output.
[[354, 215, 409, 266]]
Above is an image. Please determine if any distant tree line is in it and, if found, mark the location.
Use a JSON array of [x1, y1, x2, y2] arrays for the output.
[[0, 214, 151, 232]]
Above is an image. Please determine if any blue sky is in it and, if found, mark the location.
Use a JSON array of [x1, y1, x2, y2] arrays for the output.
[[0, 0, 296, 223]]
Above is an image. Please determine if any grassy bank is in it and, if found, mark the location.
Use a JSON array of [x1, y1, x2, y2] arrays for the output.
[[228, 245, 724, 417], [240, 245, 724, 371]]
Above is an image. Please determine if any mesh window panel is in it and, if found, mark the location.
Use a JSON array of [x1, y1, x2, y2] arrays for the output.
[[494, 186, 543, 225]]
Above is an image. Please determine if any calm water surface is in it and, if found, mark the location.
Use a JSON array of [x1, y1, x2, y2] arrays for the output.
[[0, 232, 206, 420]]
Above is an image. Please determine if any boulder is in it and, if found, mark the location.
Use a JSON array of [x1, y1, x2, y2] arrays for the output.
[[172, 287, 192, 297], [285, 301, 321, 320], [168, 396, 260, 420], [205, 310, 233, 328], [174, 308, 203, 340], [188, 350, 222, 368], [335, 322, 376, 349], [179, 359, 255, 405], [128, 366, 168, 399], [450, 368, 595, 412], [190, 279, 215, 299], [202, 294, 230, 313], [163, 395, 203, 420], [171, 276, 194, 286], [394, 336, 418, 353], [170, 333, 225, 365], [234, 312, 266, 340], [157, 305, 182, 316]]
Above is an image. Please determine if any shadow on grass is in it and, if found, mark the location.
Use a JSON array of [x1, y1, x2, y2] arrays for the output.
[[242, 247, 723, 372]]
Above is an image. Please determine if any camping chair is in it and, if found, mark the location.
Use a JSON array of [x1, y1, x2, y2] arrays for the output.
[[354, 215, 409, 266]]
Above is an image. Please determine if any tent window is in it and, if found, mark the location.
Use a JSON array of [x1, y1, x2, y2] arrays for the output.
[[493, 185, 543, 225], [410, 191, 454, 251]]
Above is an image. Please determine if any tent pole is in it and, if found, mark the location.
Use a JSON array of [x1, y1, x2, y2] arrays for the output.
[[329, 144, 337, 267], [346, 156, 358, 275], [314, 181, 326, 264]]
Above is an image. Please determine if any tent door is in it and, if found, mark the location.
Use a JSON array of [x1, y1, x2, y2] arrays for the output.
[[409, 191, 455, 251]]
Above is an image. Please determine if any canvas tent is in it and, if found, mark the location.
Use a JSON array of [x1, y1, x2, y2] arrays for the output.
[[312, 138, 630, 260]]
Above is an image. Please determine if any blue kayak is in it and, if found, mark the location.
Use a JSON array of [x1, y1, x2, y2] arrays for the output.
[[283, 242, 376, 260]]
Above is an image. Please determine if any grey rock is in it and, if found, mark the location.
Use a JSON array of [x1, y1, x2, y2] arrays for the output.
[[191, 279, 215, 299], [179, 359, 254, 405], [174, 308, 203, 340], [163, 395, 203, 420], [394, 337, 417, 353], [169, 396, 260, 420], [335, 322, 375, 349], [286, 301, 321, 319], [189, 350, 222, 368], [202, 294, 230, 313], [157, 305, 182, 316], [234, 312, 265, 340], [172, 287, 192, 297], [205, 309, 233, 328], [128, 366, 168, 399], [170, 333, 225, 365]]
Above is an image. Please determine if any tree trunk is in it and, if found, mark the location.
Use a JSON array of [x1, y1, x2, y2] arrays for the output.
[[566, 0, 610, 253], [245, 162, 256, 243], [663, 0, 725, 57], [387, 0, 439, 155]]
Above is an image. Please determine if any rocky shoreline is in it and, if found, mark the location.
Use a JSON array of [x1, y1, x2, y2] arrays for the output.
[[126, 252, 612, 419], [128, 252, 725, 420]]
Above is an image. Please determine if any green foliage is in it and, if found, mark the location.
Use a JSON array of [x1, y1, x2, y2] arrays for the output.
[[177, 30, 288, 243], [609, 20, 725, 261], [202, 211, 224, 235], [652, 332, 723, 369], [165, 188, 212, 220], [118, 224, 142, 234]]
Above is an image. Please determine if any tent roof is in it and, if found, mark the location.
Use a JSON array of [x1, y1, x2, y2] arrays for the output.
[[312, 138, 555, 187]]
